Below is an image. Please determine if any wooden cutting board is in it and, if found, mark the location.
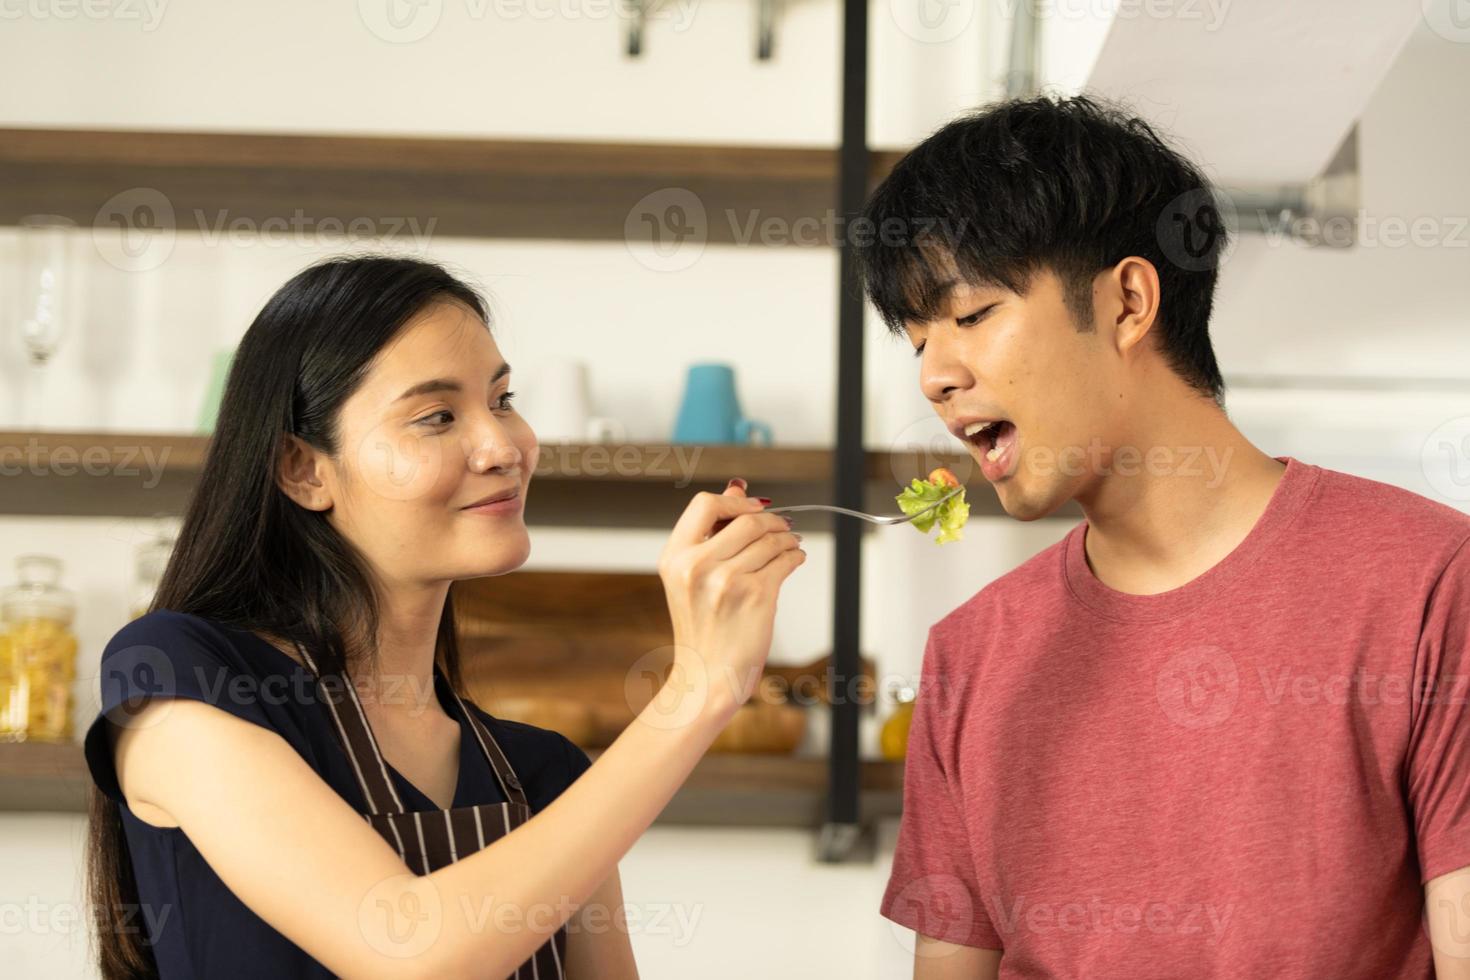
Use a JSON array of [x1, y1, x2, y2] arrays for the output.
[[453, 570, 874, 748], [454, 570, 674, 746]]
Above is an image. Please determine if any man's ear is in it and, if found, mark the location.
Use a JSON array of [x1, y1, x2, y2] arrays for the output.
[[276, 434, 333, 512], [1107, 257, 1161, 356]]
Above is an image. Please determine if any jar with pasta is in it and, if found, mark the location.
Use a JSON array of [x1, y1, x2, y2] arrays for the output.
[[0, 555, 78, 742]]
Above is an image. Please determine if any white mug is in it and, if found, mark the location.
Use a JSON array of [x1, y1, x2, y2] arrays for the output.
[[522, 358, 590, 443]]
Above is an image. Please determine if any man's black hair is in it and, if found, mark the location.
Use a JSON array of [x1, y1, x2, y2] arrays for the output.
[[856, 93, 1228, 402]]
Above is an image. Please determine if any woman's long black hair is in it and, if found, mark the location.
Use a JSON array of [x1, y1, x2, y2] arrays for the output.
[[86, 254, 491, 979]]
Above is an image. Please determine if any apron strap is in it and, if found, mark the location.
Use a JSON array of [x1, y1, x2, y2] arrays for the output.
[[294, 642, 531, 813], [294, 642, 406, 816], [448, 688, 531, 809]]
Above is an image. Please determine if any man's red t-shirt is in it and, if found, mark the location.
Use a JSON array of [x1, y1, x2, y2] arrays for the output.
[[882, 457, 1470, 977]]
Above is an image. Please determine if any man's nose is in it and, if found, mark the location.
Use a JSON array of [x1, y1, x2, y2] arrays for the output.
[[919, 339, 974, 404]]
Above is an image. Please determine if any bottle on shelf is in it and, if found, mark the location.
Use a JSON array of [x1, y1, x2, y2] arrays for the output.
[[0, 555, 79, 742], [879, 684, 916, 761]]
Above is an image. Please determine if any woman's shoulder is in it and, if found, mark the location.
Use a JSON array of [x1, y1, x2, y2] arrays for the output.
[[87, 610, 311, 808], [106, 609, 298, 676]]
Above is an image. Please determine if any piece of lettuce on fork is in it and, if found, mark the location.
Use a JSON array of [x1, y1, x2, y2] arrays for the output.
[[895, 467, 970, 544]]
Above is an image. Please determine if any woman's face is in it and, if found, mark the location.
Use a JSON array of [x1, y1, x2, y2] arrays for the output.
[[296, 300, 538, 590]]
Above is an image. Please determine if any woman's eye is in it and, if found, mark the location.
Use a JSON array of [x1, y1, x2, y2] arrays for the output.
[[496, 390, 518, 411], [912, 343, 926, 360], [416, 410, 454, 427]]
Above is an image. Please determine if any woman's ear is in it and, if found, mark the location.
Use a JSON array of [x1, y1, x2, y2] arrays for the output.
[[276, 434, 333, 512]]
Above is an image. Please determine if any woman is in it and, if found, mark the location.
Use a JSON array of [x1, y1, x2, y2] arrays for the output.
[[83, 255, 806, 979]]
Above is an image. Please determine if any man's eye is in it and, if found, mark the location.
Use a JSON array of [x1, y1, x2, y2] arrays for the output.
[[957, 304, 995, 327]]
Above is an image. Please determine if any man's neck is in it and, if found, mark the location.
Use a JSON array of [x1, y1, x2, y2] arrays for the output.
[[1073, 404, 1287, 596]]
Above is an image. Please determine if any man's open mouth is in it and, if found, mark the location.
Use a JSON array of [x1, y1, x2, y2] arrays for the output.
[[963, 419, 1017, 462]]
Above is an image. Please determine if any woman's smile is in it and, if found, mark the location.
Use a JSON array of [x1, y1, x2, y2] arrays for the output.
[[460, 488, 523, 516]]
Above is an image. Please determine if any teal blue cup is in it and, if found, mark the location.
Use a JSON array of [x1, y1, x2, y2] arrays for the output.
[[672, 363, 773, 445]]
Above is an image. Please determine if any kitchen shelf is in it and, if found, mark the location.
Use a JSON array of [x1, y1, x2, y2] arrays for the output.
[[0, 739, 903, 827], [0, 430, 1065, 525], [586, 751, 904, 828], [0, 740, 91, 812], [0, 128, 905, 244]]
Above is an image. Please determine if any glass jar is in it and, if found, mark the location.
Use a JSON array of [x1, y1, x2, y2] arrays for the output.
[[130, 533, 175, 621], [0, 555, 79, 742], [879, 684, 917, 761]]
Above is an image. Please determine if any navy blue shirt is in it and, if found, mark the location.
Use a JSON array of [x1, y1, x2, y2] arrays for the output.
[[84, 609, 591, 979]]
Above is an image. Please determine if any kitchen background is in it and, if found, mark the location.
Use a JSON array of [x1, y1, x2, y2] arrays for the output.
[[2, 0, 1468, 976]]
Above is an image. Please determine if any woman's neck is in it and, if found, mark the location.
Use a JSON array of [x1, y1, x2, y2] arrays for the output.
[[350, 579, 452, 719]]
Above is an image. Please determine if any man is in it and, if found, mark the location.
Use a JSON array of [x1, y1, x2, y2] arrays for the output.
[[858, 94, 1470, 977]]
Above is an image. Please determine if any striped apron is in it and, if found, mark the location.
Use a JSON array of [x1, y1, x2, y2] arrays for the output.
[[294, 643, 567, 979]]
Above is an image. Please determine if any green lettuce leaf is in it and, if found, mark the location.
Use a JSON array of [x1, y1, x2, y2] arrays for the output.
[[894, 478, 970, 545]]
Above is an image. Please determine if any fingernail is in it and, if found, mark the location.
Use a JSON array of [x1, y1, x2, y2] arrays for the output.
[[756, 497, 773, 506], [728, 477, 748, 491], [781, 516, 794, 527], [793, 532, 804, 542]]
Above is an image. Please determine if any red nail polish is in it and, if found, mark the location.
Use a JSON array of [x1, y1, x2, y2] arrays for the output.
[[729, 477, 749, 491], [756, 497, 773, 506]]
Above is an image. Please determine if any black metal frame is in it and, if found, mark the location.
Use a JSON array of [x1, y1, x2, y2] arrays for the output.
[[819, 0, 869, 863]]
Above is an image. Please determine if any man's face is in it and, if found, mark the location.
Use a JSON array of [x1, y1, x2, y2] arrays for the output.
[[906, 266, 1129, 520]]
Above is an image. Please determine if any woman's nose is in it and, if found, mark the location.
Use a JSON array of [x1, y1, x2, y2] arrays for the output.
[[463, 423, 523, 473]]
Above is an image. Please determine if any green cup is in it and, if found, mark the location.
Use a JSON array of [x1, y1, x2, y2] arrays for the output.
[[196, 348, 235, 434]]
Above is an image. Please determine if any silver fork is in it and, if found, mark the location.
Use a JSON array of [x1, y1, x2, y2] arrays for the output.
[[764, 486, 964, 525]]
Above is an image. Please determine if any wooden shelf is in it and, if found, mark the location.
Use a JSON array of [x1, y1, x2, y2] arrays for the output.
[[0, 740, 91, 812], [0, 430, 1065, 524], [0, 128, 905, 244], [588, 751, 904, 828], [0, 739, 903, 827]]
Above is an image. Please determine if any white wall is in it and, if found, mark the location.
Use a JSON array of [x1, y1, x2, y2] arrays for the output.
[[2, 2, 1468, 977]]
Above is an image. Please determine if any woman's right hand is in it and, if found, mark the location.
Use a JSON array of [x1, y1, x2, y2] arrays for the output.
[[655, 478, 806, 725]]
